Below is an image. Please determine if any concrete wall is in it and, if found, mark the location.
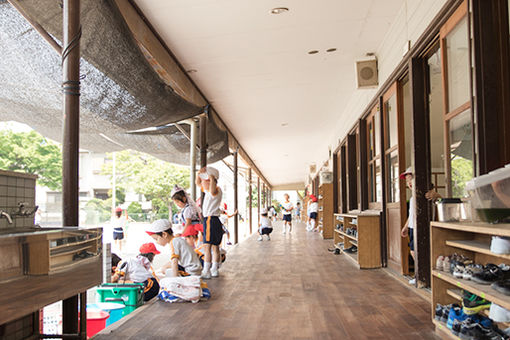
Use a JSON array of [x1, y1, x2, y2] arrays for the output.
[[309, 0, 448, 179]]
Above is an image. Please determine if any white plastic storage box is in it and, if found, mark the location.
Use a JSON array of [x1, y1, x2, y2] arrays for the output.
[[465, 164, 510, 223]]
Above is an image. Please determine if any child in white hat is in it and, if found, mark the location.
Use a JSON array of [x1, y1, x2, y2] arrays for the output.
[[257, 208, 273, 241], [196, 166, 224, 279]]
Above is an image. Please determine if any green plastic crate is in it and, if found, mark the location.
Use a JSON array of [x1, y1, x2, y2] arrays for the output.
[[97, 283, 144, 317]]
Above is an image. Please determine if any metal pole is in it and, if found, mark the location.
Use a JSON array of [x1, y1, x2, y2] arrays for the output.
[[257, 177, 260, 226], [248, 168, 252, 234], [62, 0, 80, 334], [233, 150, 238, 244], [190, 119, 198, 200]]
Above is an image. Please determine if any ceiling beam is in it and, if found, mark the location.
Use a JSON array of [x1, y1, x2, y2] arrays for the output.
[[113, 0, 271, 188]]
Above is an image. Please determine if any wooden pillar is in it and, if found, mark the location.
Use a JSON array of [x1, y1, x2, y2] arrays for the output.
[[346, 134, 357, 211], [472, 0, 510, 174], [358, 119, 369, 211], [257, 177, 260, 226], [233, 150, 238, 244], [199, 115, 207, 203], [379, 96, 388, 268], [61, 0, 81, 335], [190, 119, 198, 200], [410, 57, 432, 286], [248, 168, 252, 234]]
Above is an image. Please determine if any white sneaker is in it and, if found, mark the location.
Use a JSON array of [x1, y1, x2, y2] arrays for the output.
[[409, 278, 416, 285], [267, 235, 271, 241], [211, 268, 219, 277], [201, 270, 211, 279], [257, 236, 263, 241], [282, 229, 286, 234]]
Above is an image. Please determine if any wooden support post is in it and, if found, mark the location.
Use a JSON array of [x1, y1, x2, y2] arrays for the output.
[[199, 115, 207, 203], [248, 169, 252, 234], [257, 177, 260, 226], [190, 119, 198, 200], [410, 57, 432, 286], [358, 119, 369, 210], [233, 149, 238, 244], [79, 292, 87, 339], [379, 96, 388, 268], [62, 0, 81, 334]]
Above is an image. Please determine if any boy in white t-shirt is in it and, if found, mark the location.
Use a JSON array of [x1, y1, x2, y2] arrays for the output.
[[281, 193, 293, 234], [146, 219, 202, 277], [196, 166, 224, 279], [257, 208, 273, 241], [307, 195, 319, 232]]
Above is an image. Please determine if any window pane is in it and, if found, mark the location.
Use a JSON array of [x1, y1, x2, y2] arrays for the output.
[[376, 159, 382, 202], [387, 150, 399, 203], [374, 110, 381, 156], [446, 16, 470, 112], [449, 109, 473, 197], [385, 94, 398, 148]]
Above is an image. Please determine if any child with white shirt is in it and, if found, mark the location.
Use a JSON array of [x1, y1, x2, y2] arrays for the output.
[[257, 208, 273, 241], [196, 166, 224, 279], [307, 194, 319, 232], [146, 219, 202, 277], [281, 194, 293, 234]]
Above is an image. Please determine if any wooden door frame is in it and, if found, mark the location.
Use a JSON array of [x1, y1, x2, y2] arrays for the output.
[[440, 0, 473, 196], [366, 105, 383, 211]]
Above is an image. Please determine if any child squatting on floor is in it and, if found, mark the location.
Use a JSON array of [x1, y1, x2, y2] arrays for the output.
[[258, 207, 273, 241]]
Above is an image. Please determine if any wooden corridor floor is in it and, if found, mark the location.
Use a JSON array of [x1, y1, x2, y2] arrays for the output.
[[95, 221, 438, 340]]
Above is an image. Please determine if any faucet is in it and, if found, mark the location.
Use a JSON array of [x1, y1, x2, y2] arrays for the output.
[[13, 203, 39, 217], [0, 211, 13, 224]]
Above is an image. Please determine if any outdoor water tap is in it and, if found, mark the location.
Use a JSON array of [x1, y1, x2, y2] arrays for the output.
[[0, 211, 13, 224], [13, 203, 39, 217]]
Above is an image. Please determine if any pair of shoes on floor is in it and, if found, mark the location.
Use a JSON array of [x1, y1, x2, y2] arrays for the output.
[[257, 235, 271, 241]]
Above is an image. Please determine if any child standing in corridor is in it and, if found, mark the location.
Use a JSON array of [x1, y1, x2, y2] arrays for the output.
[[281, 193, 293, 234], [196, 166, 224, 279]]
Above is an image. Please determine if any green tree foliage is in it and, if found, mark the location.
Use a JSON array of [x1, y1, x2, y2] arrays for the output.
[[127, 201, 142, 214], [0, 130, 62, 190], [102, 150, 190, 214], [451, 157, 473, 197]]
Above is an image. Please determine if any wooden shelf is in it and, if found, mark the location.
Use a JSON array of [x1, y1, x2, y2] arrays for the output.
[[338, 230, 358, 242], [432, 319, 459, 340], [431, 221, 510, 237], [445, 239, 510, 261], [50, 234, 101, 251], [433, 270, 510, 311]]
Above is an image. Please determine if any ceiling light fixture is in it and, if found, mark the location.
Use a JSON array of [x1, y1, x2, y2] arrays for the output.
[[308, 50, 319, 55], [186, 69, 197, 73], [270, 7, 289, 14], [326, 48, 337, 53]]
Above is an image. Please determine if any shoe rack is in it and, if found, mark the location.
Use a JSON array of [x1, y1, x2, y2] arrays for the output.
[[431, 221, 510, 339], [318, 183, 333, 239], [333, 212, 381, 269]]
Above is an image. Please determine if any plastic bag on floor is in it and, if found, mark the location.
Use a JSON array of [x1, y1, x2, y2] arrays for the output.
[[158, 276, 210, 303]]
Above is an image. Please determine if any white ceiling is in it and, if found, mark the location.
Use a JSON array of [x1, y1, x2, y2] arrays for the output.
[[134, 0, 404, 186]]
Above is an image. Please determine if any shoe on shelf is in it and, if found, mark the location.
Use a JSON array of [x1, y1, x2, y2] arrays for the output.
[[441, 305, 453, 324], [472, 263, 510, 285], [459, 320, 502, 340], [463, 264, 483, 281], [446, 304, 467, 330], [491, 236, 510, 255], [408, 278, 416, 285], [462, 291, 491, 315], [492, 279, 510, 296], [435, 303, 445, 321], [442, 256, 451, 272], [453, 264, 466, 279], [257, 236, 263, 241], [344, 246, 358, 254]]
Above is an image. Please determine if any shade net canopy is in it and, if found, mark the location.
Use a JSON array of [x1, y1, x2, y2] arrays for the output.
[[0, 0, 229, 165]]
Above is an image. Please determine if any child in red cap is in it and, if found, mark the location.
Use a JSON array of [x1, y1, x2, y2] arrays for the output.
[[306, 195, 319, 232], [112, 242, 160, 301]]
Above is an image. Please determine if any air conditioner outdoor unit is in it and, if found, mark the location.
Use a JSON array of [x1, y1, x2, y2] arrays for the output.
[[356, 58, 378, 89], [320, 171, 333, 185]]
